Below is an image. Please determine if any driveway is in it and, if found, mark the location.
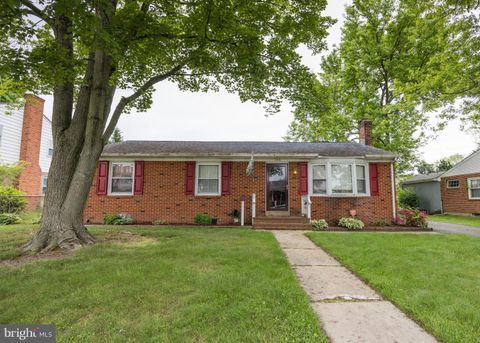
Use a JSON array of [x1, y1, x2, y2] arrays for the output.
[[429, 221, 480, 237]]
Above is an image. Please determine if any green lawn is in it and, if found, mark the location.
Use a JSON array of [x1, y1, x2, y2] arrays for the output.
[[430, 214, 480, 227], [0, 226, 326, 343], [306, 232, 480, 343]]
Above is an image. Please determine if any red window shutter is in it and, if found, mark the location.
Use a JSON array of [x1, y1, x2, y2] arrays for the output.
[[298, 162, 308, 195], [221, 162, 232, 195], [369, 163, 379, 196], [185, 161, 196, 195], [134, 161, 144, 195], [96, 161, 109, 195]]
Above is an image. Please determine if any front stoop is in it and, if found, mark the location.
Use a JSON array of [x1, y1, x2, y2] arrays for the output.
[[272, 230, 439, 343], [253, 216, 312, 230]]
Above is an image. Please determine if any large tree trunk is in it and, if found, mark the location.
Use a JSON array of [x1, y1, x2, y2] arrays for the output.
[[23, 133, 105, 252]]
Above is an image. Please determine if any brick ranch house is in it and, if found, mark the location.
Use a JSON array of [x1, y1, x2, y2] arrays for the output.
[[440, 149, 480, 215], [85, 120, 397, 228]]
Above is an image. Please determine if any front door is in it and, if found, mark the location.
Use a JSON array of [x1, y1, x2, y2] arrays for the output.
[[266, 163, 288, 211]]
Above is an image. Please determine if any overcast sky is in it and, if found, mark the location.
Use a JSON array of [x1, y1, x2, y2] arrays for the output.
[[41, 0, 477, 164]]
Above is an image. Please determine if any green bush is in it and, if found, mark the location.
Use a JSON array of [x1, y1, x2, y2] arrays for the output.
[[338, 217, 365, 230], [194, 213, 212, 225], [398, 187, 420, 209], [103, 213, 133, 225], [153, 219, 169, 225], [0, 213, 21, 225], [0, 186, 27, 213], [311, 219, 328, 231]]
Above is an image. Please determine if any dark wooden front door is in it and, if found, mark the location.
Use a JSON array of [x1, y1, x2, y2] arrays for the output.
[[266, 163, 288, 211]]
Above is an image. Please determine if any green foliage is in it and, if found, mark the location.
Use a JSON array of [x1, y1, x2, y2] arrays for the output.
[[0, 162, 25, 187], [416, 160, 436, 175], [398, 187, 421, 209], [311, 219, 328, 231], [286, 0, 478, 173], [338, 217, 364, 230], [0, 213, 21, 225], [108, 128, 123, 144], [0, 186, 26, 213], [194, 213, 212, 225], [103, 213, 133, 225], [152, 219, 168, 225], [0, 0, 334, 115]]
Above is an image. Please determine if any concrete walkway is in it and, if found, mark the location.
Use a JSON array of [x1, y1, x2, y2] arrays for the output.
[[429, 221, 480, 237], [273, 230, 438, 343]]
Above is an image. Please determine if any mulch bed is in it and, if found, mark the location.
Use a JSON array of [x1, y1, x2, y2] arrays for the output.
[[325, 226, 432, 232]]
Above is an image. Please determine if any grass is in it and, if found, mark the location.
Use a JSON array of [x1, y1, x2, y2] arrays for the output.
[[306, 232, 480, 343], [430, 214, 480, 227], [0, 225, 326, 343]]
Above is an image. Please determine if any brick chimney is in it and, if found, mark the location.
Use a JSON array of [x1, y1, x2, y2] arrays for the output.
[[358, 119, 373, 146], [18, 94, 44, 199]]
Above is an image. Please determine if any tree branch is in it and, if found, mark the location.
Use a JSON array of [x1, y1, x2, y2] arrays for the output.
[[20, 0, 52, 24], [102, 63, 184, 141]]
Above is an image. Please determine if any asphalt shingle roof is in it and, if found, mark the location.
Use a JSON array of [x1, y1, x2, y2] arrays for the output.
[[102, 141, 395, 158], [402, 172, 443, 184]]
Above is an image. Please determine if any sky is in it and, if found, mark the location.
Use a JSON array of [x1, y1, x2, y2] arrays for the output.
[[41, 0, 477, 164]]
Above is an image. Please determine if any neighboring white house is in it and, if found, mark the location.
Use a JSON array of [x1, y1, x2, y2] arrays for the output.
[[0, 95, 53, 201]]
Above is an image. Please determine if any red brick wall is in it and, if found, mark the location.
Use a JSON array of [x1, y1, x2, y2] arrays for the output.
[[310, 162, 394, 225], [441, 173, 480, 214], [18, 94, 44, 209], [85, 160, 396, 225]]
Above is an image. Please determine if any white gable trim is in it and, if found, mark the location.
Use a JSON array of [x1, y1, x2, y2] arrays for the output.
[[441, 149, 480, 178]]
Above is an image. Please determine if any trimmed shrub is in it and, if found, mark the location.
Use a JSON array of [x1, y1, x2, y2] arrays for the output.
[[398, 187, 420, 209], [153, 219, 169, 225], [0, 213, 21, 225], [194, 213, 212, 225], [0, 186, 27, 213], [103, 213, 133, 225], [338, 217, 365, 230], [311, 219, 328, 231]]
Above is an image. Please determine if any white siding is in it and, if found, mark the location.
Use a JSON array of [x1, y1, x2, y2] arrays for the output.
[[442, 149, 480, 177], [0, 104, 24, 165], [39, 116, 53, 173]]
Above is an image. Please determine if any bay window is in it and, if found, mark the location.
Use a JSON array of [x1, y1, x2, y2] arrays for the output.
[[312, 165, 327, 194], [468, 178, 480, 200], [109, 162, 134, 195], [311, 161, 369, 196], [356, 165, 367, 194], [196, 163, 221, 195], [331, 164, 353, 193]]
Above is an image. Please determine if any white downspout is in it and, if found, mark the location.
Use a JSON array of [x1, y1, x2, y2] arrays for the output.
[[391, 163, 397, 220]]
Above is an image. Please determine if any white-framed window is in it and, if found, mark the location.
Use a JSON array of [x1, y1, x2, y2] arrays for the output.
[[468, 178, 480, 200], [356, 165, 367, 194], [310, 160, 369, 196], [48, 148, 54, 156], [41, 176, 48, 194], [108, 162, 135, 195], [447, 179, 459, 188], [196, 163, 221, 196], [312, 165, 327, 194]]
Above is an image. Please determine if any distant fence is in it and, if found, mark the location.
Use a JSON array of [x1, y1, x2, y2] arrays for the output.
[[0, 195, 45, 213]]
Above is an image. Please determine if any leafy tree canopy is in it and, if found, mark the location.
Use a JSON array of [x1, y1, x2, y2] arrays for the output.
[[286, 0, 479, 173], [108, 127, 123, 144]]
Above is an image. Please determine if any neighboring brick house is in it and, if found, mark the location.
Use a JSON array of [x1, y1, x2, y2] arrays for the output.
[[85, 120, 398, 227], [440, 149, 480, 215], [0, 95, 53, 208]]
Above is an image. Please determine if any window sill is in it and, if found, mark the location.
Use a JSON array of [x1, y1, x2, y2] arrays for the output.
[[107, 194, 134, 197], [195, 194, 221, 197], [310, 193, 371, 198]]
